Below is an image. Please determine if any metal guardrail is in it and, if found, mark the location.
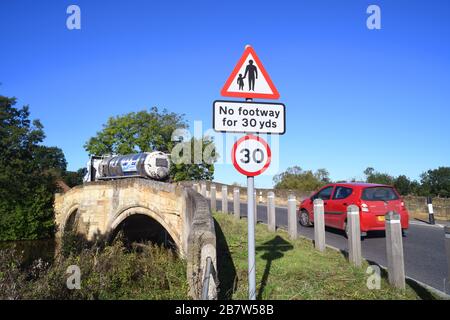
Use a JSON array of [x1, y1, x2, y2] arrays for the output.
[[201, 256, 217, 300]]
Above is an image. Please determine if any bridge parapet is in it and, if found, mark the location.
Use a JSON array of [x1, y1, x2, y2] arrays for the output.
[[54, 178, 217, 299]]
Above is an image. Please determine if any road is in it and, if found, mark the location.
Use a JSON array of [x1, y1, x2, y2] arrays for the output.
[[213, 199, 449, 293]]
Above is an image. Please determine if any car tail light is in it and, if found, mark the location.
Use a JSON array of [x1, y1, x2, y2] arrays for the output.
[[361, 203, 369, 212]]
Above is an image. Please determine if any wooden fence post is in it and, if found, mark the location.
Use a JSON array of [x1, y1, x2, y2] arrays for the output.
[[201, 183, 206, 197], [385, 211, 405, 289], [314, 199, 325, 252], [267, 191, 275, 232], [288, 195, 297, 239], [221, 185, 228, 214], [210, 184, 216, 212], [347, 205, 362, 267], [233, 187, 240, 219]]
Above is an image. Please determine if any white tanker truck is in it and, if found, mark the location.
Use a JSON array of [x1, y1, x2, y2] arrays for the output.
[[83, 151, 170, 182]]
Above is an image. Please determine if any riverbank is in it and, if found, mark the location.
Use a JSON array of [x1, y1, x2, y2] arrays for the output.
[[214, 212, 437, 299]]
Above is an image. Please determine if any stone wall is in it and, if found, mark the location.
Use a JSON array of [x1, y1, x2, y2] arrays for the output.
[[184, 187, 217, 300]]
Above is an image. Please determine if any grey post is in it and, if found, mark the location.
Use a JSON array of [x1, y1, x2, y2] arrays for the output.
[[233, 187, 240, 219], [201, 183, 206, 197], [221, 185, 228, 213], [267, 191, 276, 232], [288, 195, 297, 239], [254, 190, 257, 225], [247, 177, 256, 300], [347, 205, 362, 267], [445, 226, 450, 293], [313, 199, 326, 252], [385, 211, 405, 289], [210, 184, 216, 212]]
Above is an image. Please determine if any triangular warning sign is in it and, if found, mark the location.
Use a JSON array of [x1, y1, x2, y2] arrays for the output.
[[221, 46, 280, 100]]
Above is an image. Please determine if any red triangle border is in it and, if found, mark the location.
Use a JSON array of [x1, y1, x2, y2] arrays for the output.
[[220, 46, 280, 100]]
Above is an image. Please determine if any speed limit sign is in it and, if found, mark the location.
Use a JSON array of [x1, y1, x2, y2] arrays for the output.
[[231, 135, 272, 177]]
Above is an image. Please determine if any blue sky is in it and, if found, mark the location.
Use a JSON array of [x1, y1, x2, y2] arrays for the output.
[[1, 0, 449, 188]]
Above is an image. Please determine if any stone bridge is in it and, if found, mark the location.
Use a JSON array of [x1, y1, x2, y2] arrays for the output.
[[54, 178, 217, 299]]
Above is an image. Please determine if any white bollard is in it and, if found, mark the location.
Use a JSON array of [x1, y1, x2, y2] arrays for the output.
[[201, 183, 206, 197], [267, 192, 275, 232], [233, 188, 240, 219], [288, 195, 297, 239], [313, 199, 326, 252], [347, 205, 362, 267], [222, 185, 228, 213], [210, 184, 216, 212], [385, 211, 405, 290]]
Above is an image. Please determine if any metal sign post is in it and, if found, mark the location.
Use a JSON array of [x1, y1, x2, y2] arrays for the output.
[[231, 134, 271, 300], [247, 176, 256, 299], [216, 45, 284, 300]]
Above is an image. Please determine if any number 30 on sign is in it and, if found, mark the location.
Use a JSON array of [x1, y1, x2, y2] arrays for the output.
[[231, 135, 272, 177]]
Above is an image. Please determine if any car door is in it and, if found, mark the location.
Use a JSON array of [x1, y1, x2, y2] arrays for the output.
[[312, 186, 335, 226], [326, 186, 354, 229]]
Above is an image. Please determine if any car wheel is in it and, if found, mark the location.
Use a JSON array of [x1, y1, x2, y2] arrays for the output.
[[299, 210, 312, 227]]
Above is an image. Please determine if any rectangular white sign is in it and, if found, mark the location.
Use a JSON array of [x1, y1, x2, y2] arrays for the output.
[[213, 100, 286, 135]]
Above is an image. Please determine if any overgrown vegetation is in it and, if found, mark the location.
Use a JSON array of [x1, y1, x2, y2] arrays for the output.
[[214, 213, 432, 300], [0, 239, 189, 300]]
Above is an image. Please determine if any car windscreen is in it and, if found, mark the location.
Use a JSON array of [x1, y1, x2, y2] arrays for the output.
[[361, 187, 399, 201]]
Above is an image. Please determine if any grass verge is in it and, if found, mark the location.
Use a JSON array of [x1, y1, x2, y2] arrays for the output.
[[0, 240, 189, 300], [214, 212, 437, 300]]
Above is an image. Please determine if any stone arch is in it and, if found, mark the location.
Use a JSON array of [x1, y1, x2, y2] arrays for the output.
[[60, 204, 81, 234], [109, 206, 182, 252]]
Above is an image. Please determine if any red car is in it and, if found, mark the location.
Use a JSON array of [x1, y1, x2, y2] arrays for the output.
[[298, 183, 409, 237]]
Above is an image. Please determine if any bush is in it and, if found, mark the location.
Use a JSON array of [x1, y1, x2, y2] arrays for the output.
[[0, 241, 189, 300]]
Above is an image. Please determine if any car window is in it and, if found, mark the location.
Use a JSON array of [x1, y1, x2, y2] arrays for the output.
[[313, 186, 334, 200], [333, 186, 353, 200], [361, 187, 399, 201]]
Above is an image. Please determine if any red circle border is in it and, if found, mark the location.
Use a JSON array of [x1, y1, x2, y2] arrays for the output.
[[231, 134, 272, 177]]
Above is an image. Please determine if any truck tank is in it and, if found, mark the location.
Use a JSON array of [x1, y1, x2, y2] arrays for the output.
[[96, 151, 170, 180]]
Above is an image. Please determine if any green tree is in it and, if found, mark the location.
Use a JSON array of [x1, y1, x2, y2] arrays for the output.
[[0, 96, 61, 240], [393, 175, 412, 195], [63, 168, 87, 188], [169, 137, 217, 181], [84, 108, 217, 181], [420, 167, 450, 197], [273, 166, 330, 191], [364, 167, 394, 185], [84, 107, 187, 155]]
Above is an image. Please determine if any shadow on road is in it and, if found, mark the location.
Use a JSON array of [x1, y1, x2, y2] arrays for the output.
[[256, 235, 293, 299], [213, 218, 237, 300]]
